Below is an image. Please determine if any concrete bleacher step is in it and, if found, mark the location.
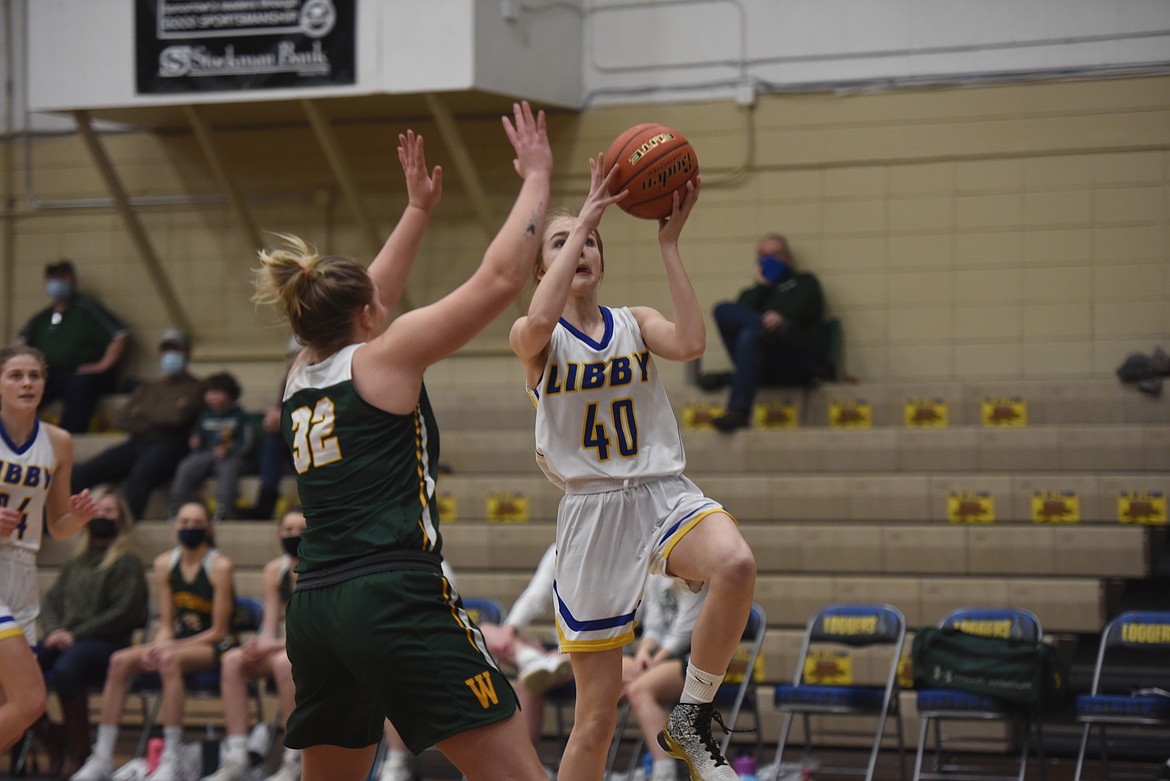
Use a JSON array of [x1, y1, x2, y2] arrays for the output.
[[427, 377, 1170, 430], [431, 472, 1169, 523], [39, 516, 1155, 583], [438, 425, 1170, 474], [436, 520, 1156, 579], [454, 570, 1112, 633]]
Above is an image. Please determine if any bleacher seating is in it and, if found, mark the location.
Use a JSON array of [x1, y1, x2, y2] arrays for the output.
[[37, 374, 1170, 760]]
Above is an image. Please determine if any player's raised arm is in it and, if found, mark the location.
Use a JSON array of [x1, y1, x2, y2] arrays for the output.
[[631, 178, 705, 362], [366, 129, 443, 317], [510, 155, 625, 386], [367, 102, 553, 385]]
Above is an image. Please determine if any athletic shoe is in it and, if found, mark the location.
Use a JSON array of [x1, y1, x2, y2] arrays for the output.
[[70, 754, 114, 781], [201, 751, 250, 781], [264, 749, 301, 781], [656, 703, 737, 781], [147, 751, 181, 781], [519, 652, 573, 695]]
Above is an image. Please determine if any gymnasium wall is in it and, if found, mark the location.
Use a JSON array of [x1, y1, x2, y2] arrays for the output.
[[1, 74, 1168, 394]]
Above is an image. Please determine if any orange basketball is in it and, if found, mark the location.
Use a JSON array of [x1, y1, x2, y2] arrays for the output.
[[605, 124, 699, 220]]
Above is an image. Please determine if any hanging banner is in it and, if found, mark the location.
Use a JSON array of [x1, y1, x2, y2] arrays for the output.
[[136, 0, 356, 94]]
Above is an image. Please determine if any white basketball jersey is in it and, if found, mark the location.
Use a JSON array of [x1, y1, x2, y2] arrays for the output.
[[529, 306, 685, 488], [0, 420, 56, 554]]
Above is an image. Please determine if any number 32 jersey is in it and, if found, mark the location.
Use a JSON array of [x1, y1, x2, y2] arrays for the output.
[[282, 344, 442, 573], [529, 306, 686, 490]]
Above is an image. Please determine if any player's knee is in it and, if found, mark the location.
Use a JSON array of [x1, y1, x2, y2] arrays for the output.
[[220, 648, 244, 675], [626, 677, 650, 706], [715, 541, 756, 590], [18, 685, 48, 724], [107, 649, 135, 678], [155, 650, 182, 677], [575, 705, 618, 748]]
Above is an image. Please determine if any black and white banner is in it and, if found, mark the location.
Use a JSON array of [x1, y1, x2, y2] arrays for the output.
[[136, 0, 355, 94]]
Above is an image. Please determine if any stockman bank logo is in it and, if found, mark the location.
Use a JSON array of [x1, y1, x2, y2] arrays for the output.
[[158, 41, 331, 77]]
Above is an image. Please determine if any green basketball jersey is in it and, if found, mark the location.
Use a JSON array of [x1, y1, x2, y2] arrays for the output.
[[281, 344, 443, 573], [169, 547, 219, 639]]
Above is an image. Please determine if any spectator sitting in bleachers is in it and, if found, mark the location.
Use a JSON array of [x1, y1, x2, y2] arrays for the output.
[[709, 233, 828, 432], [72, 329, 204, 522], [17, 259, 129, 434], [624, 575, 707, 781], [71, 501, 236, 781], [200, 508, 305, 781], [33, 486, 148, 780], [168, 372, 252, 522]]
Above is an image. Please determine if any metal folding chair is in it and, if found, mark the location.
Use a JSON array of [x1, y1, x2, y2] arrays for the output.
[[771, 603, 908, 781], [913, 608, 1047, 781], [1073, 611, 1170, 781]]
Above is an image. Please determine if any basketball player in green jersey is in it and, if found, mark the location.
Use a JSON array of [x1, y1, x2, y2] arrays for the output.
[[252, 103, 552, 781]]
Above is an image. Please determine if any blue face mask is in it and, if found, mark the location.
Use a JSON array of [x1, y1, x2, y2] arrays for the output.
[[160, 351, 187, 376], [45, 279, 72, 300], [759, 255, 790, 284]]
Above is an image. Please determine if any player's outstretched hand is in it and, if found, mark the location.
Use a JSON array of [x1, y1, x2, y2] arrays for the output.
[[70, 489, 98, 526], [577, 153, 628, 233], [398, 129, 442, 213], [658, 175, 701, 244], [502, 101, 552, 181]]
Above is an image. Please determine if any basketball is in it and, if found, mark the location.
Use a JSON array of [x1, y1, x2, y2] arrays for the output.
[[605, 124, 699, 220]]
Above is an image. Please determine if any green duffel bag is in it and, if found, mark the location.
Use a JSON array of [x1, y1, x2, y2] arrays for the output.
[[911, 627, 1069, 710]]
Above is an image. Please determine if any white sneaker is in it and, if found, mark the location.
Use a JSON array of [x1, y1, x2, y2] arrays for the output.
[[264, 749, 301, 781], [201, 751, 250, 781], [147, 751, 181, 781], [246, 724, 273, 761], [111, 759, 149, 781], [71, 754, 114, 781], [518, 652, 573, 695], [377, 750, 411, 781]]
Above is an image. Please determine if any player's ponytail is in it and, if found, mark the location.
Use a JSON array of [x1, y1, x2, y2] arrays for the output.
[[253, 234, 374, 355]]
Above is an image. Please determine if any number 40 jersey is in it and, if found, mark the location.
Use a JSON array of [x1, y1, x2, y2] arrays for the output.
[[528, 306, 686, 491], [282, 344, 443, 573]]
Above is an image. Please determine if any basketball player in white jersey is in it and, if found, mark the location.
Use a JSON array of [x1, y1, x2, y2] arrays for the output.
[[0, 345, 97, 751], [510, 158, 756, 781]]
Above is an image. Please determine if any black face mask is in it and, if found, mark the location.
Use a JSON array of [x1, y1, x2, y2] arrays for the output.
[[177, 527, 208, 549], [88, 517, 119, 541], [280, 536, 302, 558]]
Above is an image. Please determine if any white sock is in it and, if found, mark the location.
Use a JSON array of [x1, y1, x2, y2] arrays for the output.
[[163, 726, 184, 756], [223, 734, 247, 761], [680, 661, 723, 704], [385, 749, 408, 766], [94, 724, 118, 762], [514, 644, 544, 670]]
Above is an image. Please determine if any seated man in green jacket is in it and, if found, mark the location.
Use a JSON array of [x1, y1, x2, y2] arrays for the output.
[[710, 234, 827, 432]]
